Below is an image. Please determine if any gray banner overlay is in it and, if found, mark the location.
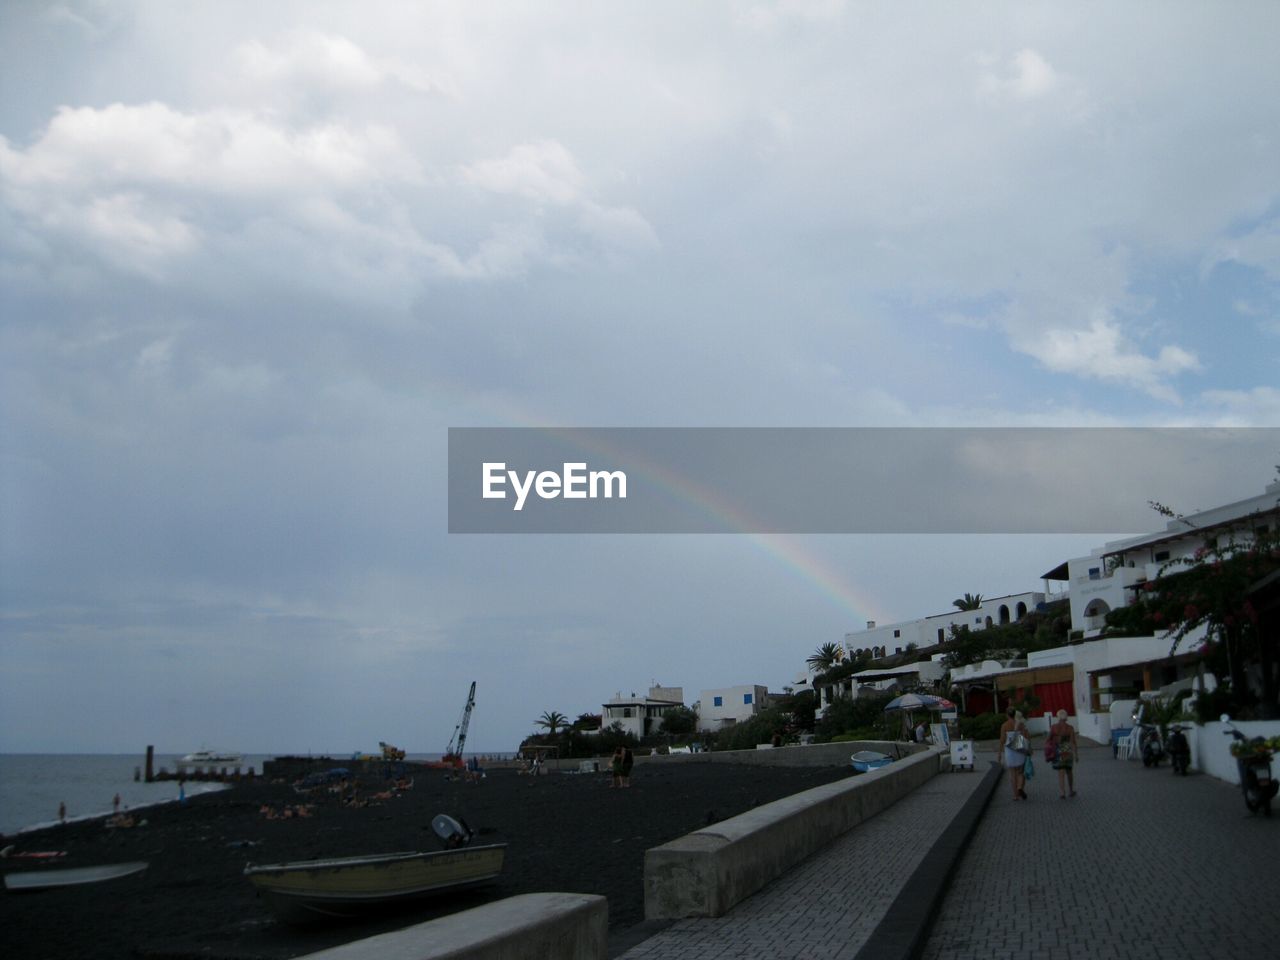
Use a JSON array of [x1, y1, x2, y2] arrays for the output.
[[448, 428, 1280, 533]]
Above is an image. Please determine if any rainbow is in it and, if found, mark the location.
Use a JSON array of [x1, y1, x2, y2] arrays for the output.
[[454, 403, 889, 627]]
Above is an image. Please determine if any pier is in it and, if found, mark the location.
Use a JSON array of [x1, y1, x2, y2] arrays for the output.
[[135, 745, 256, 784]]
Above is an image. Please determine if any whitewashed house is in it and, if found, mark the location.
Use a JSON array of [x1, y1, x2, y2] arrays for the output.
[[697, 684, 770, 731], [601, 685, 685, 740]]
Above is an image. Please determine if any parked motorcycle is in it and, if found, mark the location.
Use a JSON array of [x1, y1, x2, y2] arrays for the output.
[[1166, 725, 1190, 776], [1221, 714, 1278, 817], [1140, 725, 1164, 768]]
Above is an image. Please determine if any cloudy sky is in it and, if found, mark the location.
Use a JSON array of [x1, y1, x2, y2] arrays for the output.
[[2, 1, 1278, 754]]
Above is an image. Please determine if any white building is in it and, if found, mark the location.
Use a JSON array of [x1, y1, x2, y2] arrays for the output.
[[815, 660, 945, 715], [940, 480, 1280, 744], [1046, 479, 1280, 639], [698, 684, 769, 731], [601, 685, 685, 740], [843, 591, 1047, 659]]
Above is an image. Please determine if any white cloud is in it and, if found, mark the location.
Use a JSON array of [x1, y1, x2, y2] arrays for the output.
[[1014, 313, 1200, 403], [1207, 217, 1280, 282], [976, 48, 1066, 103], [0, 102, 421, 194], [235, 31, 447, 97], [461, 140, 659, 253], [737, 0, 847, 32], [462, 139, 585, 206], [1198, 386, 1280, 425]]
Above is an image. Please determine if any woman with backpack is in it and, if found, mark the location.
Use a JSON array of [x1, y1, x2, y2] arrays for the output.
[[998, 708, 1031, 801], [1048, 709, 1079, 798]]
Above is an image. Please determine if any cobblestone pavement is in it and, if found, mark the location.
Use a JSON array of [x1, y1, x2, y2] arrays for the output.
[[922, 744, 1280, 960], [619, 767, 989, 960]]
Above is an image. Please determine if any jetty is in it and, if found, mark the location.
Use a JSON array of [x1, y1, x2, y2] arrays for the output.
[[136, 745, 256, 784]]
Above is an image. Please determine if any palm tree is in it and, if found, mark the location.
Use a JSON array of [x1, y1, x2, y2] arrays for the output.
[[535, 710, 569, 736], [806, 642, 845, 672], [952, 592, 984, 611]]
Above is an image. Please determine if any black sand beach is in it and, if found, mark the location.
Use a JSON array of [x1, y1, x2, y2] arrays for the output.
[[0, 760, 851, 960]]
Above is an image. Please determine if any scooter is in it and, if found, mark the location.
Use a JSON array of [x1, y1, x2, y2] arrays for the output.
[[1166, 725, 1190, 776], [1140, 725, 1164, 767], [1222, 714, 1278, 817]]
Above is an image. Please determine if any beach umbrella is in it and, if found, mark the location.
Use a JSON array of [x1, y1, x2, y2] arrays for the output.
[[883, 693, 956, 712]]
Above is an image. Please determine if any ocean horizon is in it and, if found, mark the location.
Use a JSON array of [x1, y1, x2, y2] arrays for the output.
[[0, 750, 514, 836]]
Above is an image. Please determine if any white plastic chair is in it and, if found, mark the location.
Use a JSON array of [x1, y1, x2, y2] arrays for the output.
[[1116, 728, 1141, 760]]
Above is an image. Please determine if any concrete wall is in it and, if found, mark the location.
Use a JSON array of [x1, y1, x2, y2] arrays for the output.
[[644, 746, 947, 919], [538, 740, 927, 772], [1191, 719, 1280, 786], [295, 892, 607, 960]]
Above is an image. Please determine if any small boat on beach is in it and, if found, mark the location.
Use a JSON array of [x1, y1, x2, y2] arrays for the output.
[[4, 862, 148, 892], [850, 751, 894, 773], [244, 844, 507, 921]]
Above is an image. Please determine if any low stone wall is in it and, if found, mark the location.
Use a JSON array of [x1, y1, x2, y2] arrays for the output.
[[644, 746, 947, 919], [638, 740, 927, 768], [539, 740, 927, 772], [295, 892, 607, 960]]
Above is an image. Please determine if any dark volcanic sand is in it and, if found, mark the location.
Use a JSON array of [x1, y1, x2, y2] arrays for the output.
[[0, 761, 852, 960]]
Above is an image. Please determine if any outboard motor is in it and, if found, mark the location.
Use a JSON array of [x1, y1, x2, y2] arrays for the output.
[[431, 813, 474, 849]]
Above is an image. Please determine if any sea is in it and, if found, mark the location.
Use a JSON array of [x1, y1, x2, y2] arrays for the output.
[[0, 753, 272, 837], [0, 751, 517, 836]]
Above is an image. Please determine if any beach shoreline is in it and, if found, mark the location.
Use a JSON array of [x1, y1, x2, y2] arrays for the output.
[[1, 759, 852, 960]]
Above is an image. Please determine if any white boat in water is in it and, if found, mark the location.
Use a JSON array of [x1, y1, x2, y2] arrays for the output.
[[244, 844, 507, 921], [180, 750, 243, 765]]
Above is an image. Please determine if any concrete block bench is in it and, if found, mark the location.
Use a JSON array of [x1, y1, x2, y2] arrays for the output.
[[296, 892, 608, 960], [644, 746, 945, 919]]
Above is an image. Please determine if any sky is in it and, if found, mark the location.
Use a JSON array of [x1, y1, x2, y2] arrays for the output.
[[2, 1, 1279, 754]]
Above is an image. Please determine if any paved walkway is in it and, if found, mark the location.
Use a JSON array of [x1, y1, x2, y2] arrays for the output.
[[922, 743, 1280, 960], [618, 766, 990, 960], [620, 745, 1280, 960]]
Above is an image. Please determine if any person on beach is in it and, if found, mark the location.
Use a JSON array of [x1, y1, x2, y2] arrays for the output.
[[998, 708, 1031, 800], [1049, 708, 1079, 798], [58, 801, 66, 823], [620, 746, 634, 787], [609, 747, 624, 787], [113, 793, 121, 813]]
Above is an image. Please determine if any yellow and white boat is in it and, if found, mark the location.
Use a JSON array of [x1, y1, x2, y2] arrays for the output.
[[244, 844, 506, 921]]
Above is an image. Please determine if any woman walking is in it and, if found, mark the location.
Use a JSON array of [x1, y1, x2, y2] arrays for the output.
[[998, 708, 1031, 800], [1049, 709, 1079, 798]]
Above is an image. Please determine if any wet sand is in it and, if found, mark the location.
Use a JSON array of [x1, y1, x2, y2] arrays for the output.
[[0, 760, 851, 960]]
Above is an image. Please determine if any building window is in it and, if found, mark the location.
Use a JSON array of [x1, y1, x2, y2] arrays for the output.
[[1154, 551, 1170, 562], [893, 629, 901, 638], [713, 696, 723, 707], [743, 693, 753, 704], [1088, 567, 1101, 580], [623, 708, 632, 718], [937, 628, 944, 643]]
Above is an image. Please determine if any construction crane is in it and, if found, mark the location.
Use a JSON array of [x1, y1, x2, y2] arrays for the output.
[[440, 681, 477, 768]]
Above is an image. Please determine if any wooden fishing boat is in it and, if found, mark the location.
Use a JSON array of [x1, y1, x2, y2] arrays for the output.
[[849, 750, 894, 773], [4, 862, 148, 892], [244, 844, 506, 921]]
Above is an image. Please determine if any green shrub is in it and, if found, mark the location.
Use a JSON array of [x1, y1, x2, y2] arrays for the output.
[[958, 713, 1004, 741]]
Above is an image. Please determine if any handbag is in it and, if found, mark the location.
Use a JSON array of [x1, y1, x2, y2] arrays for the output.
[[1044, 738, 1059, 763], [1023, 756, 1035, 779]]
